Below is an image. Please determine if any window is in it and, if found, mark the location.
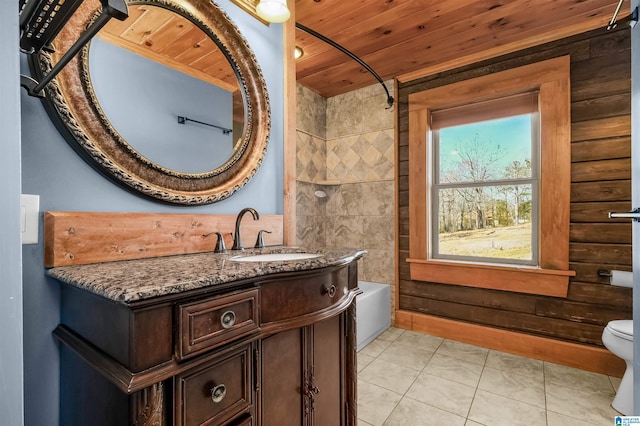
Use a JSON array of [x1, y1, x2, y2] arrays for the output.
[[407, 56, 574, 297], [431, 93, 539, 265]]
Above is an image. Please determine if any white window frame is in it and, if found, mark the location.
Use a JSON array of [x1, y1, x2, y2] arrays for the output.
[[430, 111, 540, 266]]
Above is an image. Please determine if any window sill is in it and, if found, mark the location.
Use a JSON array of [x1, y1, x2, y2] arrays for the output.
[[406, 258, 574, 297]]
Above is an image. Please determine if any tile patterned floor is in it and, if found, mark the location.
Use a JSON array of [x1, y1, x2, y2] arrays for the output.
[[357, 328, 623, 426]]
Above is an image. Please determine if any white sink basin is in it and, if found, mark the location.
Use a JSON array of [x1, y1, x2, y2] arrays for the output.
[[230, 253, 322, 262]]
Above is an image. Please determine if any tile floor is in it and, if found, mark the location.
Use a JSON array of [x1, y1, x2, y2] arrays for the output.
[[357, 327, 623, 426]]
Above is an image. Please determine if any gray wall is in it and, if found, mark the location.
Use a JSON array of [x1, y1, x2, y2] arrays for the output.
[[0, 2, 24, 426], [19, 1, 285, 424]]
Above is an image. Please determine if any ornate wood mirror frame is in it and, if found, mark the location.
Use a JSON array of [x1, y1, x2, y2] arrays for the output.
[[29, 0, 270, 205]]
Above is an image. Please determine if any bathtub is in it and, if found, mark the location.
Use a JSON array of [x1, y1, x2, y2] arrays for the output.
[[356, 281, 391, 351]]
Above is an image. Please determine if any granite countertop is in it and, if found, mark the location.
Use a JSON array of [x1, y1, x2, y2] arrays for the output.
[[47, 246, 367, 304]]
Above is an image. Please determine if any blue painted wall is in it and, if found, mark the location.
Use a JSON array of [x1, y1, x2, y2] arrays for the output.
[[90, 37, 236, 173], [0, 2, 24, 425], [19, 1, 284, 424]]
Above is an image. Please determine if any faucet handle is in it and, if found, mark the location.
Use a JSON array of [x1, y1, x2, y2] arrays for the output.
[[204, 231, 227, 253], [254, 230, 272, 249], [213, 232, 227, 253]]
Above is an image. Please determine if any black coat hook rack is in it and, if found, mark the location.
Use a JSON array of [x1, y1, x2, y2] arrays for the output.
[[177, 116, 232, 135], [19, 0, 128, 97]]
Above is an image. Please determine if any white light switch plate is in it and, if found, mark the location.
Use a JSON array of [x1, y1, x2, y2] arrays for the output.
[[20, 194, 39, 245]]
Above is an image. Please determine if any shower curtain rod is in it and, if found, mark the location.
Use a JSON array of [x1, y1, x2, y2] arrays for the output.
[[606, 0, 638, 30], [295, 22, 394, 109]]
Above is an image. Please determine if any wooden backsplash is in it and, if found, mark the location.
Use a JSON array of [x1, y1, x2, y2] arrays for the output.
[[45, 212, 284, 267]]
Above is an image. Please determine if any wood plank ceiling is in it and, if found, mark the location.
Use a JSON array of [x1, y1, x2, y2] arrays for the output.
[[294, 0, 629, 98], [100, 4, 239, 92], [97, 1, 630, 101]]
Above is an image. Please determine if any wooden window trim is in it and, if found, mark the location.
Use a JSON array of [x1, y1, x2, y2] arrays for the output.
[[407, 56, 574, 297]]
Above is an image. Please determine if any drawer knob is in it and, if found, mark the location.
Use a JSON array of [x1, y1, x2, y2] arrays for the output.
[[220, 310, 236, 329], [322, 284, 336, 298], [210, 384, 227, 404]]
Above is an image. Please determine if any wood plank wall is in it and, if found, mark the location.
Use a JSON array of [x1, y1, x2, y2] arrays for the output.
[[397, 26, 632, 347]]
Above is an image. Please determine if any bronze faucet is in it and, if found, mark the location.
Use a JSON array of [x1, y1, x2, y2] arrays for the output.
[[232, 207, 259, 250]]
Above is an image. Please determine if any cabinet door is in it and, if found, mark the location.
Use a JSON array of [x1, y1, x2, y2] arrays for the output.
[[260, 328, 304, 425], [260, 314, 350, 426], [311, 315, 343, 426]]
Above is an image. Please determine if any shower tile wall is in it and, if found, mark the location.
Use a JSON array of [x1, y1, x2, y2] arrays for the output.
[[296, 82, 396, 317], [297, 84, 328, 247], [296, 83, 327, 183]]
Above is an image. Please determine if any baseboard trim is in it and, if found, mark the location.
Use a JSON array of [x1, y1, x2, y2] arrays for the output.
[[394, 310, 625, 377]]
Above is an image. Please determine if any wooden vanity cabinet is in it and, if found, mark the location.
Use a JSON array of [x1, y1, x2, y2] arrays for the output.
[[55, 262, 359, 426]]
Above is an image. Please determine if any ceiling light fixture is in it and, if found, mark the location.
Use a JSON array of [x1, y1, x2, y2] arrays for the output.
[[256, 0, 290, 23], [294, 46, 304, 59]]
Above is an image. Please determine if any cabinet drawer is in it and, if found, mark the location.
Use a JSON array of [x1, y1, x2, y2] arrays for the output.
[[178, 289, 259, 359], [261, 267, 349, 324], [232, 415, 253, 426], [175, 344, 253, 426]]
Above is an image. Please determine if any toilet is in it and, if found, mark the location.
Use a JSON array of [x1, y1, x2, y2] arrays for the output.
[[602, 319, 634, 415]]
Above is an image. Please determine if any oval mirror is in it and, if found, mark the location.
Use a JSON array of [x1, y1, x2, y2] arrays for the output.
[[30, 0, 270, 205], [90, 3, 245, 174]]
